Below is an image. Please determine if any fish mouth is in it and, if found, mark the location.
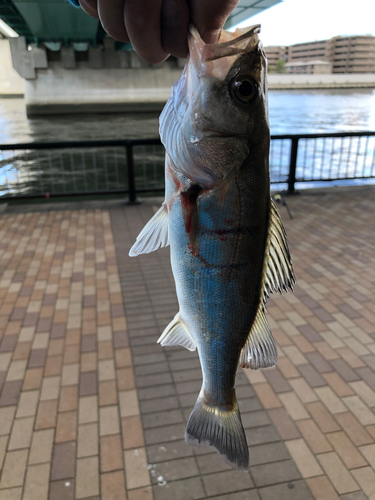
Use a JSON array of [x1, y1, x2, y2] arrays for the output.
[[189, 24, 261, 63]]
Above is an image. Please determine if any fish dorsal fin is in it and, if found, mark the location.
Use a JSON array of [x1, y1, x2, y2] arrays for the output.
[[129, 203, 169, 257], [263, 199, 295, 301], [240, 307, 277, 369], [158, 314, 196, 351]]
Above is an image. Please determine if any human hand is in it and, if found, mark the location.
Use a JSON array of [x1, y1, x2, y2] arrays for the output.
[[78, 0, 239, 63]]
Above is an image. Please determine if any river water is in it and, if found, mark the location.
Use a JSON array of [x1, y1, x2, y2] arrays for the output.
[[0, 89, 374, 194], [1, 88, 375, 144]]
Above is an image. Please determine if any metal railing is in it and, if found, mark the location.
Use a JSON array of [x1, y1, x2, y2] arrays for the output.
[[0, 132, 374, 201]]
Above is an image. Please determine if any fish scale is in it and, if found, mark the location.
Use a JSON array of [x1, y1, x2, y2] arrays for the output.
[[129, 23, 295, 471]]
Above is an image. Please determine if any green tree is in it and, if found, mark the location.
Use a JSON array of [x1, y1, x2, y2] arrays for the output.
[[275, 59, 286, 74]]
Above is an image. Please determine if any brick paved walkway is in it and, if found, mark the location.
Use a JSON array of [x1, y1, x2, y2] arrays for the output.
[[0, 185, 374, 499]]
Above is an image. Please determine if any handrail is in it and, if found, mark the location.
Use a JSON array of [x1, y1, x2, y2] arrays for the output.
[[0, 131, 374, 200]]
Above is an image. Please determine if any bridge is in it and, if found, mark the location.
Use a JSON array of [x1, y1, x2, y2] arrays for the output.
[[0, 0, 281, 115]]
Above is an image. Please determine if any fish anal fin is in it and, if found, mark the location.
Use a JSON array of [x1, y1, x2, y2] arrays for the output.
[[263, 199, 296, 300], [240, 307, 277, 369], [158, 314, 196, 351], [129, 203, 169, 257]]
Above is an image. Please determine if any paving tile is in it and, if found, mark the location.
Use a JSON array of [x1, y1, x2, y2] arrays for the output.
[[307, 402, 341, 433], [79, 371, 97, 397], [101, 470, 126, 500], [59, 385, 78, 412], [0, 488, 23, 500], [100, 434, 123, 472], [78, 395, 98, 424], [122, 415, 145, 449], [16, 390, 39, 418], [40, 376, 60, 401], [279, 392, 309, 420], [343, 396, 375, 425], [317, 452, 359, 495], [340, 492, 370, 500], [315, 386, 347, 414], [350, 467, 375, 498], [8, 416, 34, 450], [77, 423, 98, 458], [267, 408, 300, 440], [359, 443, 375, 469], [99, 380, 118, 406], [99, 405, 120, 436], [306, 476, 340, 500], [55, 410, 77, 443], [289, 378, 318, 403], [35, 400, 58, 430], [51, 442, 76, 481], [124, 448, 150, 489], [0, 406, 16, 436], [297, 364, 326, 387], [258, 480, 314, 500], [23, 463, 50, 500], [330, 359, 360, 382], [285, 438, 323, 478], [151, 457, 199, 484], [322, 372, 354, 397], [296, 419, 332, 454], [327, 431, 368, 469], [76, 456, 100, 499], [0, 380, 22, 406], [248, 442, 290, 466], [335, 412, 374, 446], [253, 383, 281, 409], [251, 459, 301, 487], [61, 364, 79, 387], [306, 352, 333, 373], [202, 469, 253, 496], [0, 449, 28, 488], [23, 368, 43, 390], [28, 348, 47, 368], [29, 429, 54, 465], [119, 389, 140, 417], [349, 381, 375, 407], [0, 435, 7, 469]]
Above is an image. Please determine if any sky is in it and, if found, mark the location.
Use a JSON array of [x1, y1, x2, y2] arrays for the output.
[[234, 0, 375, 47]]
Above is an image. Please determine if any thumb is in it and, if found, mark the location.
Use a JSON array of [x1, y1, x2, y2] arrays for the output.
[[189, 0, 239, 44]]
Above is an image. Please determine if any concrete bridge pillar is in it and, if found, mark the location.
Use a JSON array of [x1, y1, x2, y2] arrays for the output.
[[8, 36, 185, 115]]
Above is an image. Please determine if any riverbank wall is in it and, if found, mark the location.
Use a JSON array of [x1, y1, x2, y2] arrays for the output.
[[268, 73, 375, 89], [0, 39, 24, 97]]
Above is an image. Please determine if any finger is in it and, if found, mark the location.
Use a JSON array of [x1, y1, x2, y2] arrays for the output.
[[98, 0, 129, 42], [161, 0, 189, 59], [189, 0, 239, 44], [124, 0, 169, 64], [79, 0, 99, 19]]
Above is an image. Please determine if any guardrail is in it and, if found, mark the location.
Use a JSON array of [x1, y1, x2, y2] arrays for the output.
[[0, 132, 374, 201]]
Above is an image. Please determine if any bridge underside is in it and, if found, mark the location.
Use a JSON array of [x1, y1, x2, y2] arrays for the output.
[[1, 0, 282, 45]]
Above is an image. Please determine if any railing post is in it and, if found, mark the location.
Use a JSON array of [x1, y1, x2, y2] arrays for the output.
[[125, 144, 140, 204], [287, 137, 299, 194]]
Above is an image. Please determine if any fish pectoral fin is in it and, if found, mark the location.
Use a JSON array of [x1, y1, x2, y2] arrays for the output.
[[263, 199, 296, 300], [157, 314, 196, 351], [240, 307, 277, 369], [129, 203, 169, 257]]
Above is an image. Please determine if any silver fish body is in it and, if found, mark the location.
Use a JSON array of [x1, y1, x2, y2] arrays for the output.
[[130, 24, 295, 471]]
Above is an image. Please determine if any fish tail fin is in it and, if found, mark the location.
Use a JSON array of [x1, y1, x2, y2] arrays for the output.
[[185, 390, 249, 471]]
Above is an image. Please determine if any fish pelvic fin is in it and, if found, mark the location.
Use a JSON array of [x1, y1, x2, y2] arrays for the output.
[[240, 307, 277, 369], [129, 203, 169, 257], [263, 198, 296, 300], [185, 390, 249, 471], [158, 314, 196, 351]]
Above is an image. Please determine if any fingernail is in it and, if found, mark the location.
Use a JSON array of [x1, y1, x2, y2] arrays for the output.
[[161, 0, 180, 26]]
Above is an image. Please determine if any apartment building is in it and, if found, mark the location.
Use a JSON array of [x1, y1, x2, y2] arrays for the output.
[[265, 35, 375, 73], [263, 45, 287, 68]]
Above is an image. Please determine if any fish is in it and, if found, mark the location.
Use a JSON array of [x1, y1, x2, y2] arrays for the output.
[[129, 24, 295, 471]]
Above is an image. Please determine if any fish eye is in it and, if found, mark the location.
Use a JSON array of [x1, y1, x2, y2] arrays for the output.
[[230, 76, 258, 106]]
